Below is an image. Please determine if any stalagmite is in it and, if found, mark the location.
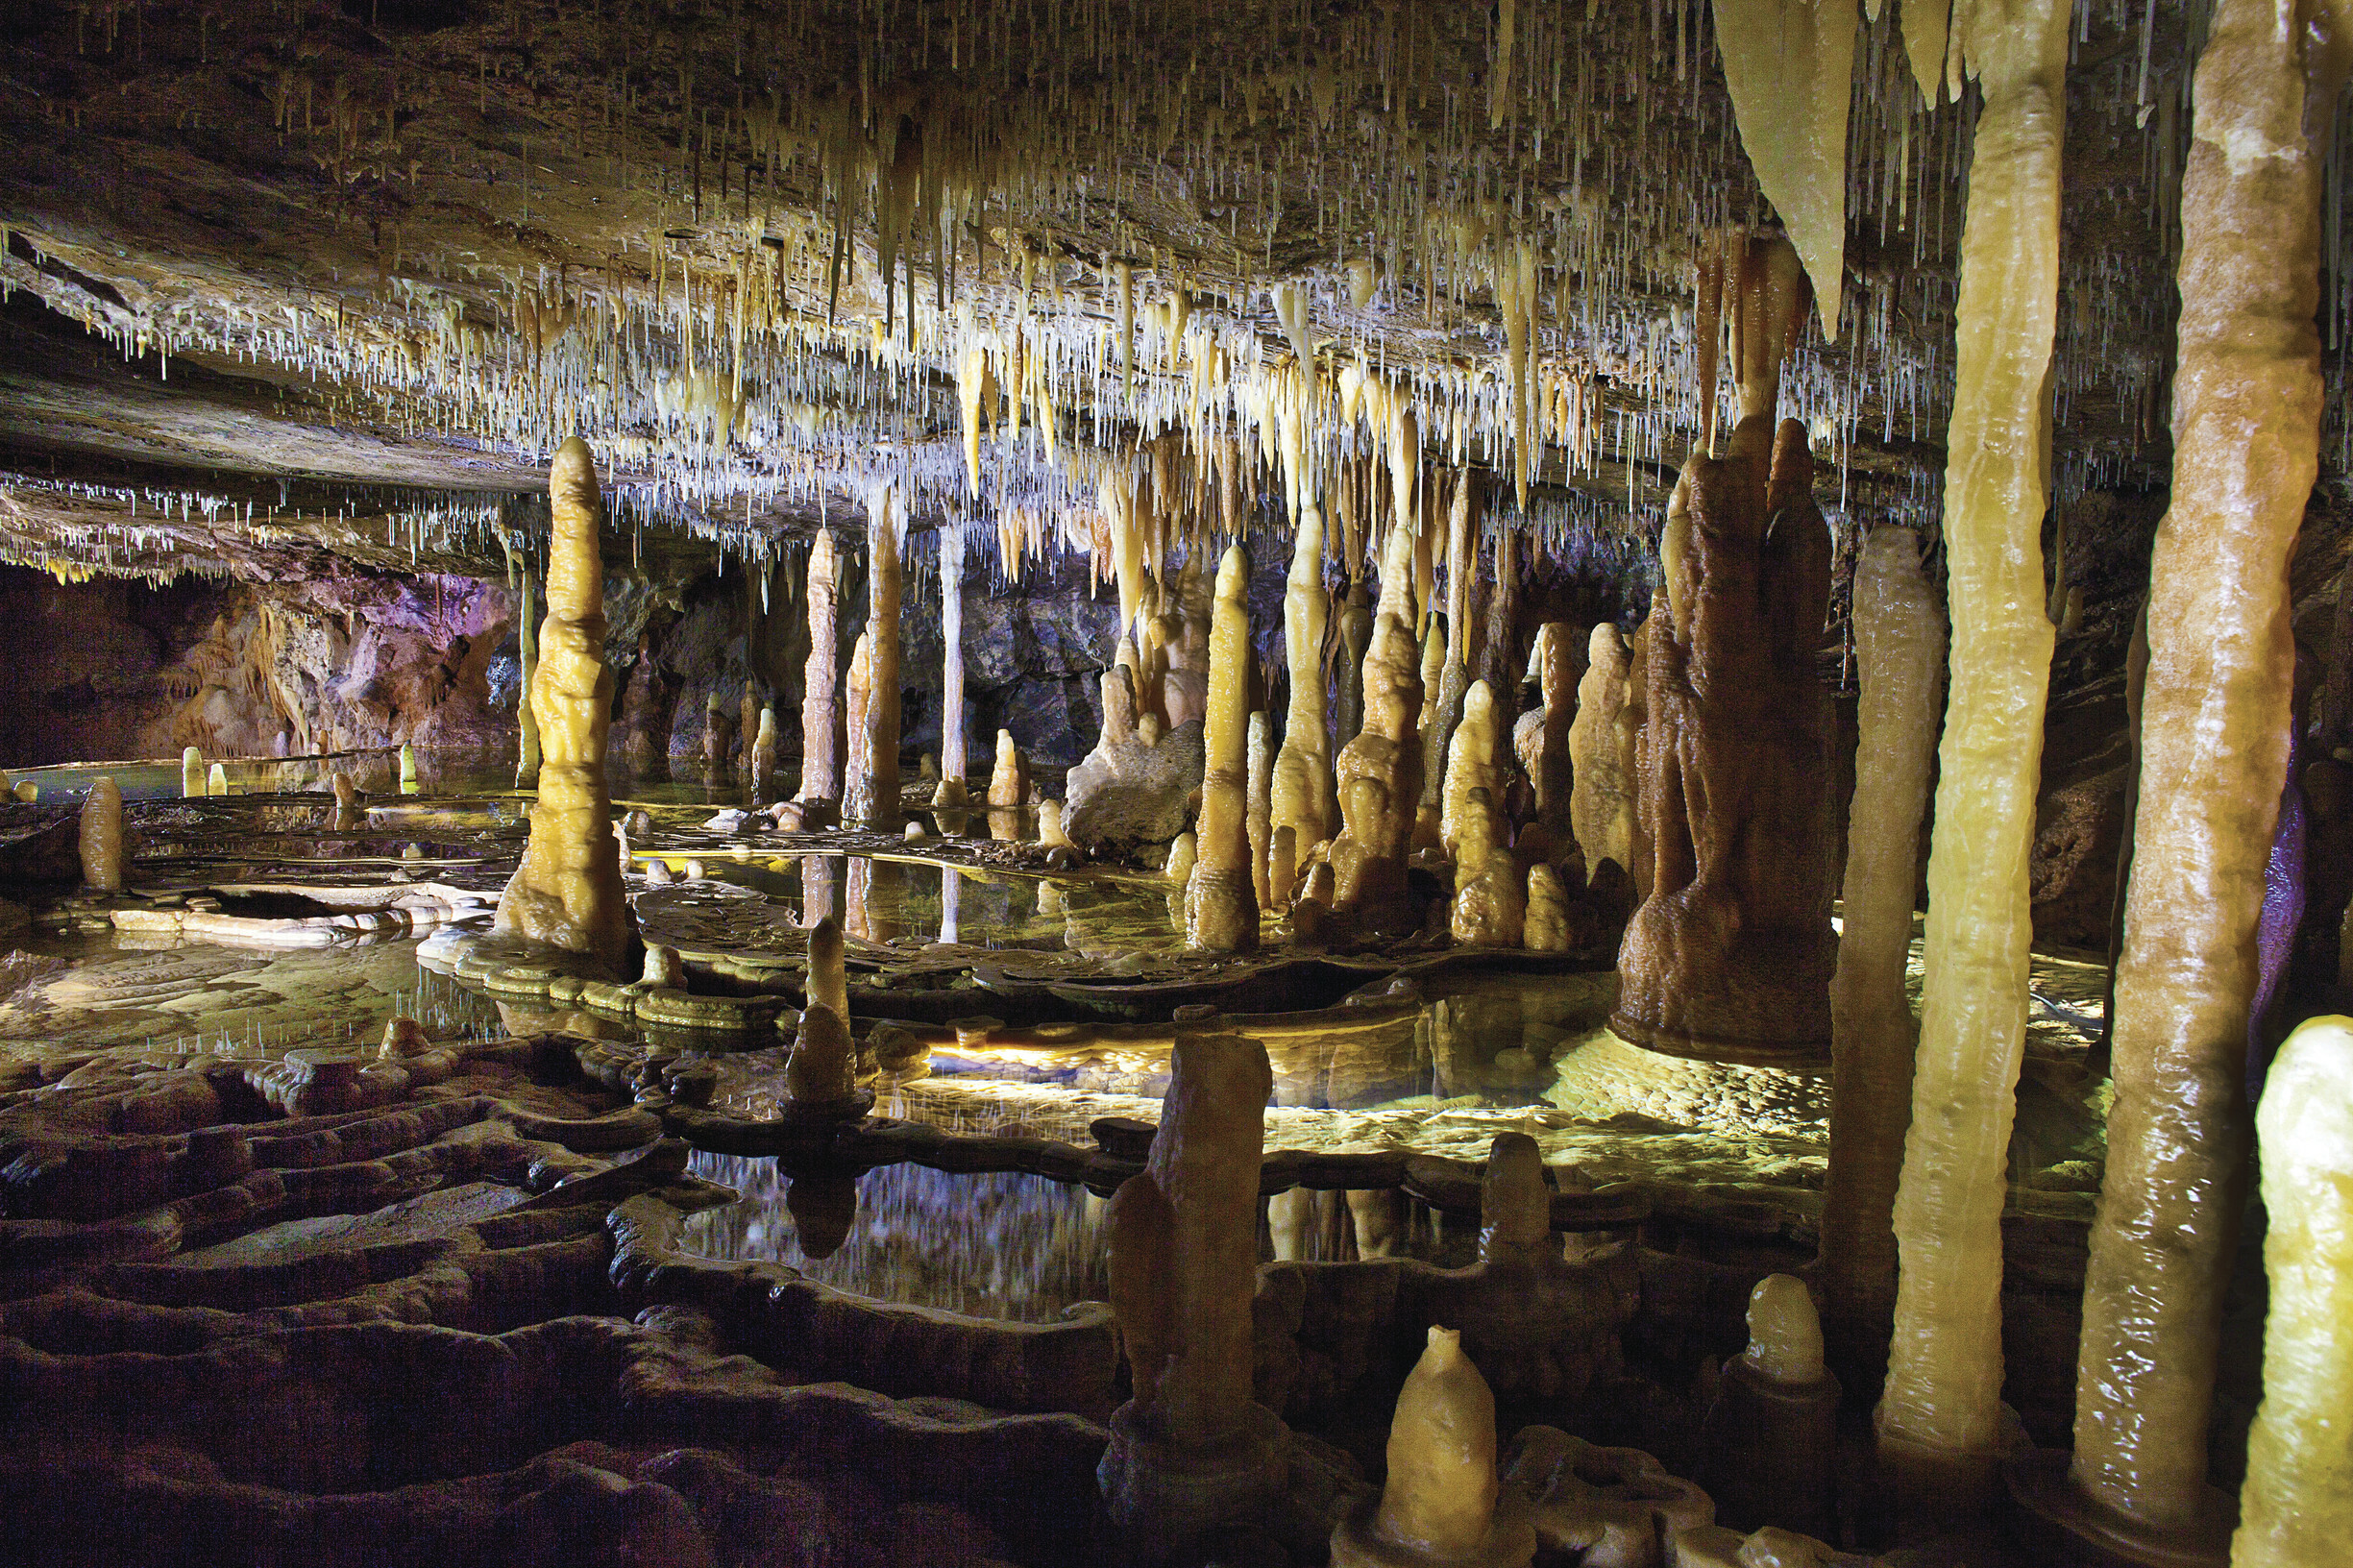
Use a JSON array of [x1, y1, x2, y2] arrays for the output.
[[181, 747, 203, 798], [1270, 502, 1335, 857], [739, 680, 760, 779], [493, 438, 635, 973], [987, 729, 1028, 807], [1415, 618, 1458, 852], [1519, 625, 1576, 836], [797, 528, 842, 803], [1185, 546, 1260, 952], [2231, 1016, 2353, 1567], [1568, 625, 1636, 878], [1335, 576, 1374, 750], [1246, 712, 1274, 907], [515, 566, 541, 787], [844, 630, 872, 810], [206, 762, 226, 796], [1100, 1013, 1288, 1548], [1331, 520, 1426, 935], [787, 916, 860, 1111], [749, 704, 777, 796], [399, 743, 418, 793], [79, 776, 122, 892], [1330, 1327, 1534, 1568], [703, 693, 735, 774], [1876, 0, 2071, 1509], [1697, 1274, 1839, 1536], [1818, 527, 1945, 1389], [1615, 233, 1833, 1068], [1441, 682, 1506, 861], [844, 484, 902, 827], [1451, 787, 1524, 947], [1525, 866, 1571, 953], [939, 522, 967, 793], [2047, 3, 2353, 1554], [1038, 798, 1077, 850]]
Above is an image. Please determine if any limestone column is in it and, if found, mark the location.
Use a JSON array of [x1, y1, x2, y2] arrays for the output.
[[939, 521, 968, 795], [844, 484, 902, 828], [1185, 545, 1260, 951], [1334, 575, 1373, 750], [1530, 624, 1576, 837], [1875, 0, 2071, 1508], [2050, 0, 2350, 1554], [1270, 502, 1335, 857], [1569, 624, 1636, 876], [797, 528, 842, 803], [1330, 519, 1426, 935], [516, 566, 542, 788], [1818, 527, 1945, 1390], [494, 438, 635, 972]]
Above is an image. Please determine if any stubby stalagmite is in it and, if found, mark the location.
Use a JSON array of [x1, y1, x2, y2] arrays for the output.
[[494, 438, 635, 973], [1613, 233, 1833, 1069]]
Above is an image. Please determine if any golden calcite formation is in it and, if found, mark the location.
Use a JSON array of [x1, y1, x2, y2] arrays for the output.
[[844, 484, 903, 827], [987, 728, 1028, 808], [1440, 680, 1506, 862], [1519, 623, 1577, 837], [1697, 1274, 1839, 1537], [181, 747, 203, 799], [1334, 574, 1374, 749], [748, 704, 778, 796], [1524, 865, 1572, 952], [1614, 239, 1832, 1068], [797, 527, 842, 804], [1450, 788, 1523, 947], [79, 776, 123, 892], [1817, 526, 1945, 1387], [494, 438, 635, 974], [2233, 1016, 2353, 1567], [2060, 0, 2350, 1550], [1413, 617, 1454, 853], [1331, 521, 1426, 936], [1330, 1327, 1534, 1568], [1270, 502, 1336, 861], [1568, 624, 1636, 879], [1100, 1015, 1288, 1544], [1876, 0, 2071, 1508], [1184, 545, 1260, 952]]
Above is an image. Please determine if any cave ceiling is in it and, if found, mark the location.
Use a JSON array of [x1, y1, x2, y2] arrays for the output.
[[0, 0, 2279, 589]]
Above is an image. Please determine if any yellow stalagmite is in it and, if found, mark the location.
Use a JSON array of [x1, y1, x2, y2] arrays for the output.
[[1450, 787, 1524, 948], [2067, 0, 2353, 1544], [515, 566, 541, 788], [495, 438, 634, 973], [1246, 712, 1274, 907], [2232, 1016, 2353, 1567], [1569, 624, 1636, 877], [1185, 545, 1260, 952], [1270, 502, 1335, 856], [1331, 518, 1426, 935], [1331, 1327, 1533, 1568], [181, 747, 203, 799], [1819, 527, 1945, 1386], [845, 484, 902, 827], [797, 528, 842, 803], [1525, 865, 1572, 952], [1710, 0, 1856, 335], [1440, 681, 1505, 861], [1875, 0, 2071, 1508], [79, 777, 123, 892], [988, 729, 1028, 807], [787, 916, 860, 1110]]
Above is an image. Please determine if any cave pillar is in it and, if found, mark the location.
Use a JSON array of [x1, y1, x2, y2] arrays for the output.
[[843, 485, 902, 828], [940, 521, 968, 793], [797, 527, 842, 805]]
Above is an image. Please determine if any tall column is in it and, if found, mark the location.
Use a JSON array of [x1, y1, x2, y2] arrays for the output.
[[844, 485, 902, 828], [939, 522, 968, 793], [515, 567, 542, 788], [797, 528, 841, 804], [495, 438, 635, 972], [1818, 527, 1945, 1391], [1270, 502, 1335, 856], [1875, 0, 2071, 1510], [1185, 545, 1260, 952], [2046, 0, 2348, 1556]]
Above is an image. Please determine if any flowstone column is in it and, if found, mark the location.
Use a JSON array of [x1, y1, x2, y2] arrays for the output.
[[494, 438, 635, 973], [1612, 233, 1834, 1067]]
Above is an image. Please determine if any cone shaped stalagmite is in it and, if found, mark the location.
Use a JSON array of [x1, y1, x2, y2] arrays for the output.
[[1332, 517, 1426, 936], [1569, 624, 1636, 879], [80, 777, 123, 892], [1185, 545, 1260, 951], [495, 438, 634, 973], [1270, 502, 1335, 857], [1331, 1326, 1534, 1568]]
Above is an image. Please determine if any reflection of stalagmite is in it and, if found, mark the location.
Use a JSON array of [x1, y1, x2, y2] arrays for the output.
[[2060, 2, 2350, 1556], [1877, 0, 2071, 1509], [1569, 625, 1634, 877], [1270, 502, 1336, 859], [1331, 521, 1426, 935], [844, 485, 902, 827], [494, 439, 634, 973], [2233, 1016, 2353, 1567], [1331, 1327, 1534, 1568], [1614, 233, 1832, 1068], [797, 528, 842, 804], [80, 777, 123, 892], [1186, 546, 1260, 952], [1818, 527, 1944, 1390]]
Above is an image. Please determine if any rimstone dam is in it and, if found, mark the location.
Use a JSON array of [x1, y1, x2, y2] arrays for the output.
[[0, 1, 2351, 1564]]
